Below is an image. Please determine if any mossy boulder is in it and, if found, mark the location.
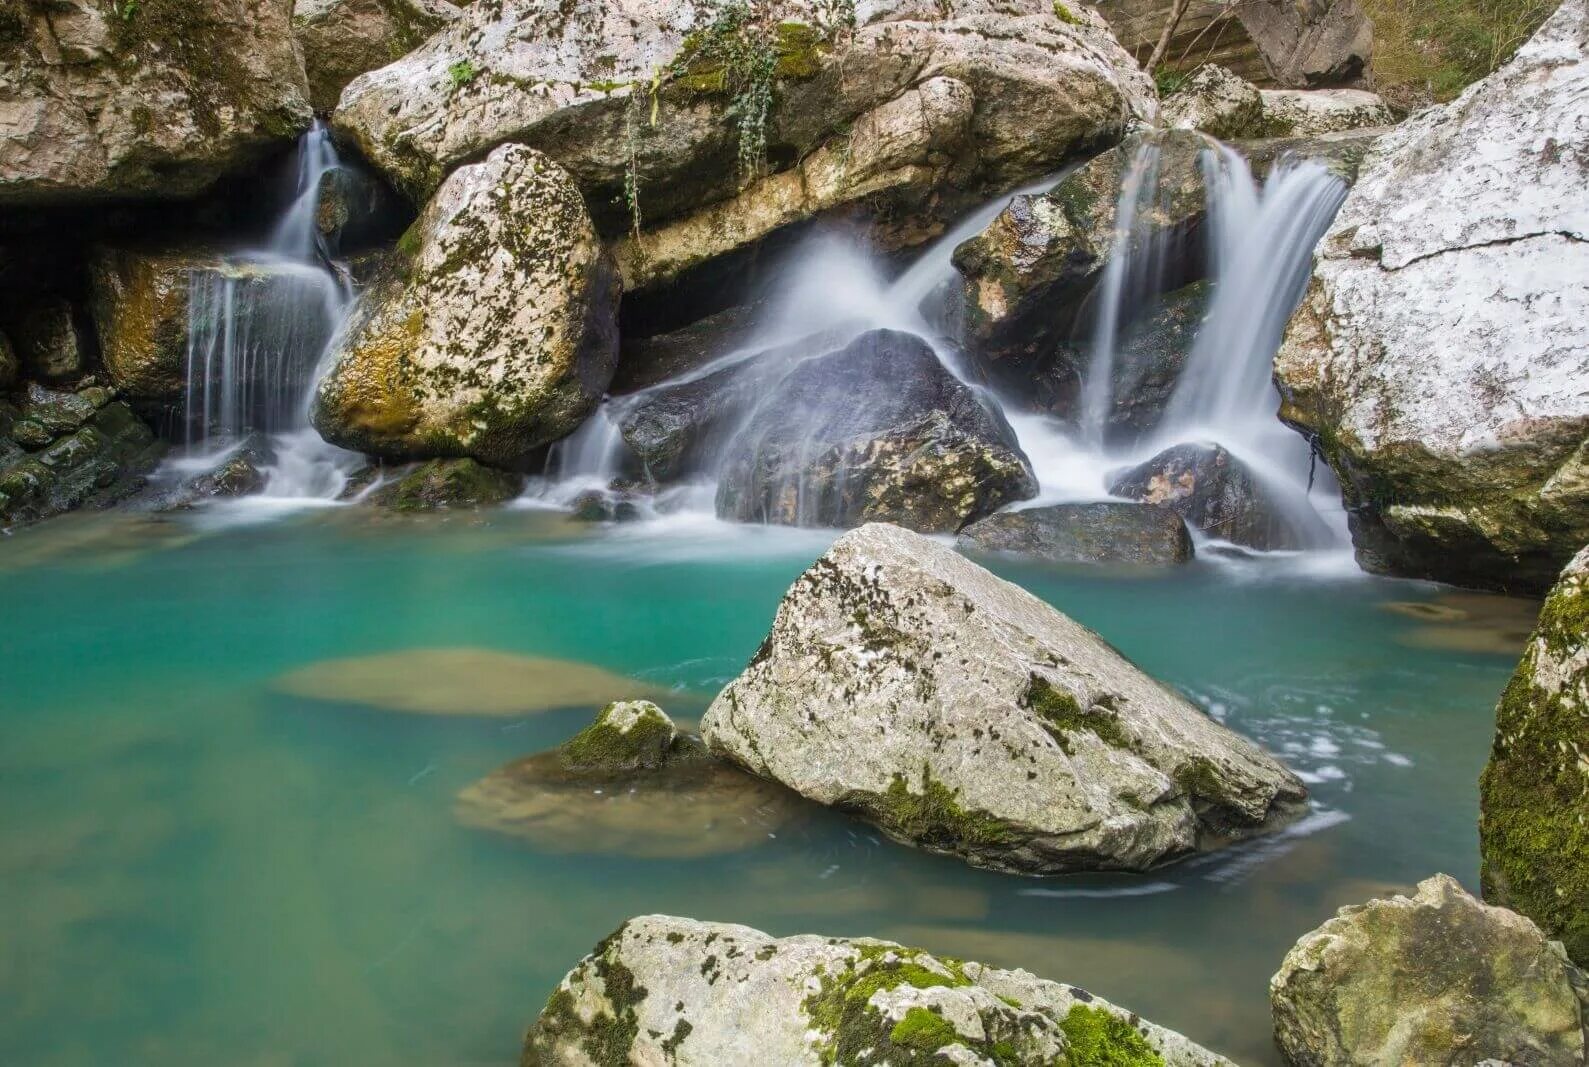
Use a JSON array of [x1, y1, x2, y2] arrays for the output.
[[524, 915, 1231, 1066], [1274, 2, 1589, 592], [558, 701, 677, 773], [0, 0, 311, 206], [959, 502, 1195, 567], [701, 523, 1305, 874], [312, 144, 620, 468], [293, 0, 460, 112], [1270, 874, 1589, 1066], [1481, 546, 1589, 965], [368, 458, 524, 511], [1160, 65, 1264, 138]]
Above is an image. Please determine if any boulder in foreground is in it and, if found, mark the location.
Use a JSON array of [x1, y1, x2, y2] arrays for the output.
[[1270, 874, 1589, 1066], [702, 523, 1305, 874], [1481, 546, 1589, 965], [525, 914, 1232, 1065]]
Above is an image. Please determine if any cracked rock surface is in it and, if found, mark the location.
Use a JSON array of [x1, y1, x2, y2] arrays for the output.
[[1275, 0, 1589, 592]]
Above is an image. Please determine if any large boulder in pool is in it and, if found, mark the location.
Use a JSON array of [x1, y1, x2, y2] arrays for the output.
[[1270, 874, 1589, 1066], [701, 523, 1306, 874], [1109, 443, 1315, 551], [330, 0, 1155, 278], [293, 0, 460, 113], [1274, 0, 1589, 593], [526, 915, 1233, 1066], [1481, 546, 1589, 965], [312, 144, 620, 468], [0, 0, 311, 206], [959, 503, 1194, 567], [714, 330, 1037, 533]]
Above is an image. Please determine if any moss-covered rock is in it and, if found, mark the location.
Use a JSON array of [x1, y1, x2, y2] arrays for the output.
[[1481, 546, 1589, 965], [1160, 65, 1264, 139], [0, 0, 311, 206], [1270, 874, 1589, 1065], [558, 700, 677, 773], [368, 458, 524, 511], [523, 916, 1229, 1066], [701, 523, 1305, 874], [313, 144, 620, 468]]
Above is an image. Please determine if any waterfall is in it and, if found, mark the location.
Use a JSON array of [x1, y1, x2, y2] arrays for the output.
[[174, 122, 365, 503]]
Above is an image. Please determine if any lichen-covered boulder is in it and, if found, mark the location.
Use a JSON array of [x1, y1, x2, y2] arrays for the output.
[[1481, 547, 1589, 965], [313, 144, 619, 467], [1161, 65, 1263, 138], [701, 523, 1305, 873], [1270, 874, 1589, 1066], [959, 502, 1195, 567], [1258, 88, 1393, 136], [0, 0, 311, 206], [293, 0, 459, 112], [367, 458, 524, 511], [1275, 0, 1589, 592], [332, 0, 1155, 281], [526, 915, 1232, 1066], [4, 299, 86, 382], [1108, 442, 1322, 551], [714, 330, 1037, 533]]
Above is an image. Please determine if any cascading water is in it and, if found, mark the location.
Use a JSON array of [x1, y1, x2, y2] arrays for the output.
[[166, 121, 366, 504]]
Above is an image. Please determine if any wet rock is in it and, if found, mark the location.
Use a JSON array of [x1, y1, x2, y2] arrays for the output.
[[271, 648, 664, 717], [1481, 547, 1589, 964], [1109, 443, 1312, 551], [0, 330, 15, 389], [5, 300, 86, 382], [1275, 1, 1589, 592], [1234, 127, 1388, 185], [313, 163, 406, 256], [0, 390, 164, 529], [616, 359, 765, 483], [313, 144, 620, 467], [714, 330, 1037, 533], [614, 303, 762, 394], [367, 458, 524, 511], [526, 914, 1233, 1066], [1270, 874, 1589, 1066], [1161, 65, 1264, 138], [701, 523, 1305, 874], [456, 705, 798, 859], [333, 1, 1154, 283], [187, 443, 270, 499], [293, 0, 459, 113], [951, 129, 1210, 383], [567, 488, 644, 524], [1100, 283, 1210, 443], [959, 503, 1194, 567], [1257, 88, 1393, 136], [0, 0, 311, 206]]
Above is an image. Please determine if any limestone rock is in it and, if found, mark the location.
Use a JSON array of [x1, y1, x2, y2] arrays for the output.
[[701, 523, 1305, 873], [332, 0, 1155, 275], [1270, 874, 1589, 1066], [1161, 65, 1263, 139], [292, 0, 459, 112], [312, 144, 620, 467], [1274, 0, 1589, 591], [714, 330, 1037, 533], [1258, 88, 1393, 136], [1481, 547, 1589, 965], [4, 300, 86, 382], [526, 915, 1233, 1066], [0, 0, 311, 206], [1109, 442, 1324, 551], [959, 503, 1194, 567], [367, 458, 524, 511]]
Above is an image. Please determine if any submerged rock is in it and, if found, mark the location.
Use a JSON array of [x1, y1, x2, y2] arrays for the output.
[[367, 458, 524, 511], [1270, 874, 1589, 1066], [1274, 0, 1589, 592], [456, 703, 798, 859], [526, 914, 1232, 1065], [701, 524, 1305, 874], [1481, 547, 1589, 965], [1161, 65, 1264, 139], [0, 0, 311, 206], [714, 330, 1037, 533], [1257, 88, 1393, 136], [271, 648, 661, 717], [959, 503, 1194, 567], [1109, 443, 1315, 551], [186, 440, 271, 499], [313, 144, 620, 467], [293, 0, 459, 113]]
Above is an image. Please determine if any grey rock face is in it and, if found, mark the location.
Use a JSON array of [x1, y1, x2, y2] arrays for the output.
[[1275, 0, 1589, 592], [1108, 442, 1319, 551], [292, 0, 458, 112], [1258, 88, 1393, 136], [960, 503, 1194, 567], [0, 0, 311, 206], [1270, 874, 1589, 1066], [714, 330, 1037, 533], [1161, 65, 1264, 138], [701, 523, 1305, 874], [527, 915, 1234, 1066]]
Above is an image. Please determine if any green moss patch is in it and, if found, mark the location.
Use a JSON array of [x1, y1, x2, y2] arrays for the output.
[[1027, 676, 1132, 754], [558, 702, 678, 774], [1058, 1004, 1164, 1067], [841, 767, 1019, 854]]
